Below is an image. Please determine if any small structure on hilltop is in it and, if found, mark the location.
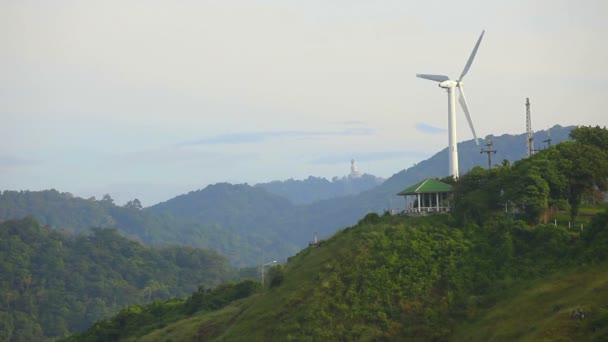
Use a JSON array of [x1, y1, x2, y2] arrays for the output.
[[309, 231, 321, 247], [349, 159, 362, 178], [397, 178, 453, 216]]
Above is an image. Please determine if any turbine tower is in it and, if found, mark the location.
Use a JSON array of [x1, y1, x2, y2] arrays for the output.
[[416, 30, 485, 179]]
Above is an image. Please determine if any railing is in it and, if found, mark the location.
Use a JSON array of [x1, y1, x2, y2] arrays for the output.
[[401, 207, 451, 216]]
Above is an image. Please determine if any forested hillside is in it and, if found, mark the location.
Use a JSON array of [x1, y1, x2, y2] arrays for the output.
[[0, 218, 234, 341], [255, 174, 384, 205], [146, 183, 300, 263], [0, 190, 297, 266], [66, 125, 608, 341], [69, 208, 608, 341], [452, 126, 608, 226]]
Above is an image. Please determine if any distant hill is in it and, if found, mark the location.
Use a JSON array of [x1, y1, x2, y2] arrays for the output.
[[0, 189, 296, 266], [0, 125, 575, 266], [148, 183, 300, 262], [255, 174, 384, 205]]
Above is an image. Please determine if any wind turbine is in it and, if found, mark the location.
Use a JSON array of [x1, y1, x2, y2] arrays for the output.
[[417, 30, 485, 179]]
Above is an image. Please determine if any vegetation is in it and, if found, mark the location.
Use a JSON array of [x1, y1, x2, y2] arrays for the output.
[[0, 126, 574, 269], [0, 217, 235, 341], [1, 124, 600, 341], [105, 210, 607, 341], [67, 126, 608, 341], [0, 188, 299, 266], [61, 280, 260, 342], [452, 262, 608, 341], [453, 125, 608, 225]]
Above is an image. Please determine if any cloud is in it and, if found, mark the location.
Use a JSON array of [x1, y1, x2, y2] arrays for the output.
[[0, 155, 38, 168], [114, 146, 259, 165], [332, 120, 368, 126], [182, 127, 374, 146], [310, 150, 429, 165], [415, 123, 446, 134]]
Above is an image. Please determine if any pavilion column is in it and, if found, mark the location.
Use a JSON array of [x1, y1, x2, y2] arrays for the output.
[[436, 192, 439, 211], [417, 193, 421, 212]]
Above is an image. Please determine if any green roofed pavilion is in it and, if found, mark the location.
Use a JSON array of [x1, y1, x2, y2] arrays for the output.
[[397, 178, 453, 195], [397, 178, 453, 215]]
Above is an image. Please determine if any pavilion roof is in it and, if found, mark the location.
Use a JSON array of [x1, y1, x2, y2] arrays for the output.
[[397, 178, 453, 196]]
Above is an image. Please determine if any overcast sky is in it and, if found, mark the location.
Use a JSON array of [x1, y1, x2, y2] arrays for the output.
[[2, 0, 607, 206]]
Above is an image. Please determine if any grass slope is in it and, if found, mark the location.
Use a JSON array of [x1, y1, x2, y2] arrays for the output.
[[453, 263, 608, 341], [136, 210, 608, 341], [141, 264, 608, 342]]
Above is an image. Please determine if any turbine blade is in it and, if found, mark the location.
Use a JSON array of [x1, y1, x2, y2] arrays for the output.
[[416, 74, 449, 82], [458, 85, 479, 145], [458, 30, 485, 81]]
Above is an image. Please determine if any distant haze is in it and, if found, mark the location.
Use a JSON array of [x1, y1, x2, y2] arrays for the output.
[[2, 1, 607, 205]]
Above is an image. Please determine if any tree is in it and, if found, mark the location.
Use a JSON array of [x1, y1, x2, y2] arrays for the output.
[[101, 194, 114, 205], [124, 199, 143, 210], [556, 141, 608, 219], [569, 125, 608, 151]]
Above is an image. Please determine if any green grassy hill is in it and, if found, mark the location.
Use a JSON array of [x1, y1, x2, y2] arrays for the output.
[[71, 208, 608, 341], [48, 126, 608, 341], [452, 263, 608, 341], [141, 265, 608, 342]]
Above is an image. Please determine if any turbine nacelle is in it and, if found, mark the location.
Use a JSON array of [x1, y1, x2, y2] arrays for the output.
[[439, 80, 458, 88]]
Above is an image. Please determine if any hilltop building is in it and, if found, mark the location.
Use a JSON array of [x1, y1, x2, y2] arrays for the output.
[[349, 159, 362, 179], [397, 178, 453, 216]]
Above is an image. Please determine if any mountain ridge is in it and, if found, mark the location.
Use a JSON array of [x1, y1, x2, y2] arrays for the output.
[[0, 125, 575, 265], [254, 174, 384, 205]]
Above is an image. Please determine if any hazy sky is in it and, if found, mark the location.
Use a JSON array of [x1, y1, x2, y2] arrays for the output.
[[2, 0, 607, 205]]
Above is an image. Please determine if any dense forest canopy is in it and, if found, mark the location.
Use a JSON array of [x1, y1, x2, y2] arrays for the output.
[[0, 218, 236, 341], [0, 188, 298, 266]]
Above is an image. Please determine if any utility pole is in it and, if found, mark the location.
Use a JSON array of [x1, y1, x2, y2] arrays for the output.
[[480, 140, 497, 169], [542, 128, 552, 148], [526, 98, 535, 157]]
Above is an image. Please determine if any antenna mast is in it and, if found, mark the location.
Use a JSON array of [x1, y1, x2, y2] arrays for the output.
[[480, 140, 497, 169], [526, 98, 534, 157]]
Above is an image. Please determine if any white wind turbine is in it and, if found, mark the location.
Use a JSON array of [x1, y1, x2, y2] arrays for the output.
[[417, 30, 485, 179]]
